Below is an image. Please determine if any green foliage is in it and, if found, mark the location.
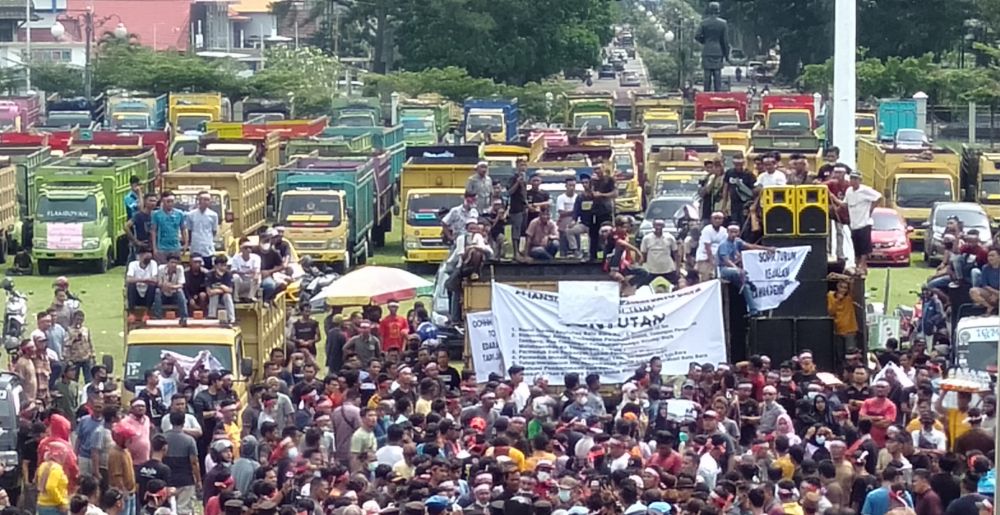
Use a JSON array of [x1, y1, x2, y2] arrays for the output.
[[393, 0, 612, 85], [30, 63, 84, 97], [642, 49, 680, 89], [92, 42, 244, 98], [246, 47, 342, 117]]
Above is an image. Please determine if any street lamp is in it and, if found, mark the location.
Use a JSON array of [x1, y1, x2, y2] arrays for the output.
[[544, 91, 554, 124], [664, 30, 675, 43], [51, 10, 126, 101]]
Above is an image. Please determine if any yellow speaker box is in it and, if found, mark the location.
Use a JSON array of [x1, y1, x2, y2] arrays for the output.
[[762, 186, 796, 235], [795, 185, 830, 236]]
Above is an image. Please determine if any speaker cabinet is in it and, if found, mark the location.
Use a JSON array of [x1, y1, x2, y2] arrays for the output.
[[749, 317, 838, 370], [796, 186, 830, 236], [762, 186, 796, 236]]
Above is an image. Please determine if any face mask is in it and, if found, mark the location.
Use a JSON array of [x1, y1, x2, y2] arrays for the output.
[[313, 470, 322, 478], [537, 471, 551, 482], [815, 436, 826, 445], [260, 243, 272, 251], [287, 447, 299, 459], [368, 461, 379, 472], [576, 397, 587, 406], [558, 490, 571, 503], [780, 375, 792, 382]]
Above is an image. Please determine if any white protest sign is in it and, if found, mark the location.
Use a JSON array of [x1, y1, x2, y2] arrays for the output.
[[558, 281, 621, 324], [490, 280, 727, 384], [742, 245, 812, 311], [466, 311, 505, 383]]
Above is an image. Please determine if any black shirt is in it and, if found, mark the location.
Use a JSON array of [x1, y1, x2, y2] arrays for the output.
[[274, 239, 292, 261], [724, 168, 755, 205], [258, 249, 284, 271], [184, 268, 208, 298], [132, 211, 153, 245], [207, 270, 233, 290], [292, 319, 320, 356], [526, 189, 550, 225], [135, 458, 171, 500], [592, 175, 616, 216], [944, 494, 986, 515], [508, 174, 527, 214], [192, 389, 224, 442], [930, 472, 962, 509], [574, 193, 595, 227]]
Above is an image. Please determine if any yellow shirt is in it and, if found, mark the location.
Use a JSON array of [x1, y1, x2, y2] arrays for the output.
[[774, 454, 795, 481], [524, 451, 557, 472], [947, 409, 972, 450], [486, 446, 527, 472], [827, 292, 858, 335], [37, 461, 69, 509], [225, 421, 242, 458], [415, 397, 433, 416], [905, 417, 944, 433]]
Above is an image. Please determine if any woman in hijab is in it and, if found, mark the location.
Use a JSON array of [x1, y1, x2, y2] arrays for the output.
[[36, 448, 70, 515], [773, 414, 801, 446], [37, 412, 79, 492], [798, 394, 836, 431]]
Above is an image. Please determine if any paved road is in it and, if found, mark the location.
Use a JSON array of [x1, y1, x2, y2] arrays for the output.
[[575, 52, 653, 97]]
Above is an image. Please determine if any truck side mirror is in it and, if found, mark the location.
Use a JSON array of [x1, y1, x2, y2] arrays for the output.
[[102, 354, 114, 374], [225, 211, 234, 223], [240, 357, 253, 378], [100, 207, 108, 218], [124, 378, 138, 392]]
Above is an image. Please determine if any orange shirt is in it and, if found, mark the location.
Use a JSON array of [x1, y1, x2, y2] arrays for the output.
[[827, 292, 858, 336], [379, 315, 409, 351]]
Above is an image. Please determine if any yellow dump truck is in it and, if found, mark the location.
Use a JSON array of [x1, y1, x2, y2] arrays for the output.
[[161, 162, 267, 254], [978, 153, 1000, 223], [401, 145, 480, 264], [0, 161, 15, 258], [644, 133, 717, 204], [169, 93, 231, 134], [857, 138, 960, 242], [631, 92, 685, 128], [122, 291, 288, 404]]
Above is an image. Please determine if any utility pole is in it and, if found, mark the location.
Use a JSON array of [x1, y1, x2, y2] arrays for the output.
[[832, 0, 856, 168], [83, 9, 93, 101], [24, 0, 30, 91]]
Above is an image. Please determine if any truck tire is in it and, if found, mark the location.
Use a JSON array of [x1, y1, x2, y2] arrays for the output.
[[334, 252, 352, 275], [37, 260, 49, 275], [373, 224, 386, 248]]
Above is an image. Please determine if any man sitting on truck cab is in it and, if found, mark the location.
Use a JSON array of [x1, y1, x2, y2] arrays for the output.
[[441, 193, 479, 247], [185, 255, 210, 315], [207, 253, 236, 322], [230, 239, 262, 302], [258, 229, 291, 302], [153, 254, 188, 319], [126, 249, 159, 311], [786, 153, 810, 185]]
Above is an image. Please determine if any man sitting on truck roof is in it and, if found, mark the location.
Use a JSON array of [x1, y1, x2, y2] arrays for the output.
[[206, 254, 236, 322]]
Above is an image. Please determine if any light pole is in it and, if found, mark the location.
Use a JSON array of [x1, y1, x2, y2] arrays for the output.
[[51, 11, 126, 102], [24, 0, 30, 91], [664, 28, 680, 88], [832, 0, 856, 168]]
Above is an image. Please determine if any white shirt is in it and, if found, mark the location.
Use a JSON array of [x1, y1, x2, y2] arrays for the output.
[[555, 193, 578, 228], [376, 444, 405, 466], [696, 225, 727, 262], [512, 381, 531, 412], [229, 252, 262, 276], [755, 170, 788, 188], [697, 452, 721, 490], [911, 428, 947, 452], [609, 452, 631, 472], [641, 232, 678, 274], [127, 260, 159, 296], [845, 184, 882, 229]]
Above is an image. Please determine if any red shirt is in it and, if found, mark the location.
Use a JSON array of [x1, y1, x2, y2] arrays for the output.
[[647, 450, 682, 475], [378, 314, 409, 352], [961, 243, 989, 266], [825, 180, 850, 222], [750, 372, 766, 402], [859, 397, 897, 446]]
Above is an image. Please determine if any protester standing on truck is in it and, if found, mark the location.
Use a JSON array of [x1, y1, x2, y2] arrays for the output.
[[150, 191, 188, 265], [589, 163, 617, 261], [441, 192, 479, 247], [845, 170, 881, 277], [507, 159, 529, 260], [185, 191, 219, 260], [465, 161, 493, 212], [125, 176, 143, 221], [126, 193, 157, 263]]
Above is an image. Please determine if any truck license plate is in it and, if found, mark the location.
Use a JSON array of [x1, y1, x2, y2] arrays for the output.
[[55, 253, 74, 259]]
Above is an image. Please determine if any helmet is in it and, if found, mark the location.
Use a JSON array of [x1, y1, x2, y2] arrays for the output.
[[0, 278, 13, 291]]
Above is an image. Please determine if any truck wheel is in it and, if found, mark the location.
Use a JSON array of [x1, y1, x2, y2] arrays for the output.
[[37, 260, 49, 275], [96, 248, 112, 273], [0, 234, 7, 263], [372, 225, 386, 248]]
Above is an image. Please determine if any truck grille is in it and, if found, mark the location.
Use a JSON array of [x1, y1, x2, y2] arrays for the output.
[[419, 238, 446, 248], [295, 241, 327, 250]]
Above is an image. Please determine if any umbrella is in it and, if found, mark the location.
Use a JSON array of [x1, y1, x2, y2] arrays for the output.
[[314, 266, 433, 306]]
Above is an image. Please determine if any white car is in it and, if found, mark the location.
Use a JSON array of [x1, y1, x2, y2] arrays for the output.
[[637, 196, 699, 243]]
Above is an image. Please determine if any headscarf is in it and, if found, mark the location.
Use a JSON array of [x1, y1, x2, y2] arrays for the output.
[[774, 414, 801, 446], [38, 414, 78, 490]]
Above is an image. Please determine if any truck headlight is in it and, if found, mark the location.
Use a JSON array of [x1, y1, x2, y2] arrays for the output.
[[404, 237, 420, 249], [328, 237, 346, 250], [82, 238, 100, 249]]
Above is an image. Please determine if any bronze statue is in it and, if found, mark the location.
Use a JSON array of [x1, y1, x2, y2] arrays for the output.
[[695, 2, 730, 92]]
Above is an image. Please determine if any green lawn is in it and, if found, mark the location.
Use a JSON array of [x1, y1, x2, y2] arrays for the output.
[[864, 253, 935, 312]]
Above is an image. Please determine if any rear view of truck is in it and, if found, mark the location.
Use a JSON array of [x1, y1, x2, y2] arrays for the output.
[[108, 94, 168, 132], [464, 98, 518, 143], [169, 93, 230, 134]]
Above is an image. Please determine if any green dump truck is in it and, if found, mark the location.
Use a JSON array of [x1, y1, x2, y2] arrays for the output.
[[275, 156, 377, 273], [330, 98, 382, 127], [398, 97, 452, 145], [31, 155, 153, 274]]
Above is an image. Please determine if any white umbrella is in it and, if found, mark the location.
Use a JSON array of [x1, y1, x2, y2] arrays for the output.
[[313, 266, 433, 306]]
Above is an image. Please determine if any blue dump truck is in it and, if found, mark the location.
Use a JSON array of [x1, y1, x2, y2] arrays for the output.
[[42, 94, 106, 130], [463, 98, 519, 143], [107, 94, 168, 131], [877, 99, 918, 142]]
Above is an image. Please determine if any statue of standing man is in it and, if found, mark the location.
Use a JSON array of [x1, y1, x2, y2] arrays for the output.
[[695, 2, 730, 92]]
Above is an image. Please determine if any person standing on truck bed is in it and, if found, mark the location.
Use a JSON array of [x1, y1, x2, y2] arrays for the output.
[[466, 161, 493, 213], [590, 163, 617, 261], [844, 170, 881, 277], [185, 191, 219, 260], [125, 176, 143, 221], [126, 193, 157, 264], [151, 191, 188, 265], [441, 192, 479, 247], [525, 175, 551, 230], [507, 159, 529, 260]]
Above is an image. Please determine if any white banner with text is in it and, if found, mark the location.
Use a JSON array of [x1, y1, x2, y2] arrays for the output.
[[742, 246, 812, 311], [490, 280, 727, 384], [467, 311, 505, 383]]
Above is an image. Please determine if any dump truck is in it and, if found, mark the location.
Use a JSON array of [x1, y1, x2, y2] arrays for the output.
[[644, 133, 717, 203], [30, 154, 153, 274], [876, 99, 918, 142], [320, 124, 405, 182], [0, 94, 42, 131], [161, 162, 268, 255], [398, 95, 453, 145], [235, 98, 291, 122], [107, 94, 168, 131], [977, 153, 1000, 224], [0, 162, 17, 259], [760, 94, 816, 131], [695, 92, 748, 122], [683, 120, 757, 149], [42, 94, 106, 130], [632, 92, 685, 128], [572, 128, 647, 214], [464, 98, 519, 143], [195, 124, 282, 185], [168, 93, 230, 134], [331, 97, 382, 127], [747, 130, 823, 172], [564, 92, 615, 130], [857, 138, 960, 241], [123, 291, 287, 406], [276, 156, 376, 272], [74, 130, 170, 174], [401, 145, 481, 264]]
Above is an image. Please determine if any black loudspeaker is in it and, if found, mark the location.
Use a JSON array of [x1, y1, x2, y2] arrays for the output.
[[750, 317, 797, 364], [762, 186, 796, 235], [749, 317, 838, 370], [762, 236, 828, 282], [795, 186, 830, 236], [770, 280, 830, 317]]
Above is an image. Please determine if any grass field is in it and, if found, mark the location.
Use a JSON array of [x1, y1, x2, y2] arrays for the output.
[[0, 218, 939, 368]]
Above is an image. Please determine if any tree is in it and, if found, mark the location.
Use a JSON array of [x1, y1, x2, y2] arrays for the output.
[[856, 0, 972, 60], [393, 0, 612, 85], [92, 43, 244, 97], [30, 63, 84, 97], [248, 47, 342, 117]]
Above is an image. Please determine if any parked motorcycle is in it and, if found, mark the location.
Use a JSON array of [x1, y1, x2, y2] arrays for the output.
[[1, 279, 27, 353], [297, 257, 339, 313]]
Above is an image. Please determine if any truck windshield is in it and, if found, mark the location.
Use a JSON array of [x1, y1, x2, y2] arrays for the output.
[[957, 325, 999, 372], [574, 114, 611, 130], [657, 178, 701, 197], [124, 344, 233, 383], [856, 117, 876, 130], [647, 121, 680, 133], [407, 193, 462, 227], [402, 118, 434, 133], [44, 112, 91, 129], [177, 114, 211, 132], [113, 114, 149, 131], [36, 195, 98, 222], [646, 198, 690, 221], [467, 114, 502, 133], [338, 115, 373, 128], [982, 176, 1000, 203], [896, 178, 953, 208], [279, 196, 343, 227], [767, 112, 810, 131], [934, 208, 988, 228], [613, 154, 634, 179], [173, 193, 223, 218]]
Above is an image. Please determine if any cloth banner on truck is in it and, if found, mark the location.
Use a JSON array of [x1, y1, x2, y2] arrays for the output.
[[558, 281, 621, 324], [742, 246, 812, 311], [490, 280, 727, 384], [466, 311, 505, 383]]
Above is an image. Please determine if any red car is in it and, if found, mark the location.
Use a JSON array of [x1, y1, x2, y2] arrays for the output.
[[869, 208, 912, 265]]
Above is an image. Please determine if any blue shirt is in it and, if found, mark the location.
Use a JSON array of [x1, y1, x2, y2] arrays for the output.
[[46, 324, 67, 361], [861, 486, 912, 515], [716, 238, 747, 267], [151, 208, 186, 252], [978, 264, 1000, 289], [125, 190, 140, 220], [75, 414, 101, 455]]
